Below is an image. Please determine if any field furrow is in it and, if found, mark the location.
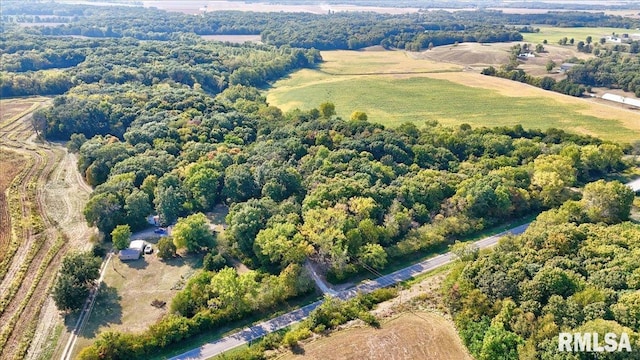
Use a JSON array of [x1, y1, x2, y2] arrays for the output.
[[0, 97, 93, 360]]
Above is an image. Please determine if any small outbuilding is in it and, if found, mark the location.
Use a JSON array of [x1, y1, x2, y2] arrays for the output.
[[118, 248, 141, 261], [130, 240, 146, 252], [118, 240, 147, 261]]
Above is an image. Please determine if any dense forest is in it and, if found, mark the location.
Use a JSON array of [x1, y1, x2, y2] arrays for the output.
[[0, 33, 320, 98], [62, 86, 631, 358], [444, 183, 640, 359]]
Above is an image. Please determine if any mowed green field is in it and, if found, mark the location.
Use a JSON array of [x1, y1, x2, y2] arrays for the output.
[[522, 26, 637, 44], [267, 50, 640, 142]]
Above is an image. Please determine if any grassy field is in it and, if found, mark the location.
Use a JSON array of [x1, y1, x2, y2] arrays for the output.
[[280, 312, 471, 360], [267, 50, 640, 142], [522, 26, 638, 44], [72, 245, 202, 357]]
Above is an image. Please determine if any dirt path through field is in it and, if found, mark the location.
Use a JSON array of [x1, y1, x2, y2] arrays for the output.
[[0, 98, 94, 360]]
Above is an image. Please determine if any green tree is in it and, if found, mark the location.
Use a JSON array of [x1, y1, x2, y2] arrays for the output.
[[157, 236, 177, 260], [203, 252, 227, 271], [184, 167, 222, 211], [172, 213, 215, 253], [479, 322, 523, 360], [532, 155, 576, 207], [582, 180, 634, 224], [124, 189, 152, 230], [350, 111, 368, 121], [154, 184, 185, 226], [319, 102, 336, 118], [357, 243, 388, 270], [225, 199, 268, 256], [84, 193, 124, 235], [208, 267, 257, 313], [222, 164, 258, 204], [450, 241, 479, 262], [111, 224, 131, 250], [612, 292, 640, 328], [300, 205, 349, 268], [52, 252, 102, 312], [254, 222, 313, 268], [545, 59, 556, 72]]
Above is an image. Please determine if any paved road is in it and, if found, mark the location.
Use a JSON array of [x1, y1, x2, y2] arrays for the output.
[[169, 223, 529, 360], [167, 178, 640, 360]]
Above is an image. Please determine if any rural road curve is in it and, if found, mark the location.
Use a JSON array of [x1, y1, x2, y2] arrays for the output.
[[170, 173, 640, 359], [169, 223, 530, 360]]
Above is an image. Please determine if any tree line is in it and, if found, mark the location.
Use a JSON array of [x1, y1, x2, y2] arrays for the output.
[[5, 1, 638, 51], [482, 39, 640, 98], [444, 180, 638, 359], [1, 32, 320, 98]]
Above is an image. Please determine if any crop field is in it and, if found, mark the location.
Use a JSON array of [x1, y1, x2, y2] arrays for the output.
[[281, 312, 471, 360], [0, 150, 25, 260], [0, 97, 94, 360], [412, 42, 593, 76], [522, 26, 640, 45], [267, 49, 640, 142]]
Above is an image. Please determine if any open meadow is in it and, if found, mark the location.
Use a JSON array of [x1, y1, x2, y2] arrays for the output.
[[281, 312, 471, 360], [267, 49, 640, 142], [71, 248, 202, 358]]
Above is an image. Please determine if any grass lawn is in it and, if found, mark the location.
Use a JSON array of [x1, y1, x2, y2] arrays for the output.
[[268, 54, 640, 142], [522, 26, 638, 45], [71, 250, 202, 358]]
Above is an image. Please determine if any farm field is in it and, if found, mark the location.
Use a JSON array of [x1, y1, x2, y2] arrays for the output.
[[0, 150, 25, 260], [281, 312, 471, 360], [412, 41, 594, 76], [0, 97, 95, 360], [522, 26, 640, 44], [267, 49, 640, 142]]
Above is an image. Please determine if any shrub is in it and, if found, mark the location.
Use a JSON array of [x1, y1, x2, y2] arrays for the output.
[[203, 252, 227, 271], [157, 236, 176, 260]]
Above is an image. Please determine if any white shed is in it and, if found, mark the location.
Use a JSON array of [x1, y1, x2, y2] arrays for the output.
[[118, 248, 141, 261], [130, 240, 146, 252]]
